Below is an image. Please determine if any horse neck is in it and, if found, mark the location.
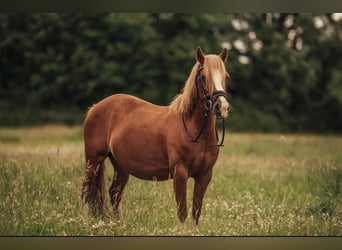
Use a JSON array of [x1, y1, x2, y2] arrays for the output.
[[187, 96, 216, 138]]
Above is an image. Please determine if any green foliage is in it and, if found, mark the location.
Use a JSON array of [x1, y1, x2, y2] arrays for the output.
[[0, 13, 341, 132]]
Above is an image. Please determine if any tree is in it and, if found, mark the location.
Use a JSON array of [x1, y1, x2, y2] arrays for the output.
[[0, 13, 341, 132]]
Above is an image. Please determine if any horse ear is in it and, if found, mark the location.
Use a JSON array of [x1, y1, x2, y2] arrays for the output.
[[220, 48, 228, 63], [196, 46, 205, 65]]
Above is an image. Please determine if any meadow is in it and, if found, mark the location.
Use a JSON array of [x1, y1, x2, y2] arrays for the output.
[[0, 125, 341, 236]]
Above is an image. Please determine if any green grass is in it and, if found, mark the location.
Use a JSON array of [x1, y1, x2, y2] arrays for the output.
[[0, 126, 341, 236]]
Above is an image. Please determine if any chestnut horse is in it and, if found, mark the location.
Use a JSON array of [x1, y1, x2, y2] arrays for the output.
[[81, 47, 230, 225]]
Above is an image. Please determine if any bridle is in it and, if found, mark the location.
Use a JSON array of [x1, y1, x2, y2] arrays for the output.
[[182, 65, 229, 147]]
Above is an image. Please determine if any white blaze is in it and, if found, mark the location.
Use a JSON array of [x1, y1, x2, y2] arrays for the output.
[[213, 70, 224, 91], [212, 70, 229, 118]]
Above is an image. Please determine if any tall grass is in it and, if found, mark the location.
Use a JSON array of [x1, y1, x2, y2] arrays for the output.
[[0, 126, 341, 236]]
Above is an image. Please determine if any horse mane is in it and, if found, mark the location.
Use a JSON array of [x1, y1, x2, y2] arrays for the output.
[[169, 62, 200, 114], [170, 55, 225, 114]]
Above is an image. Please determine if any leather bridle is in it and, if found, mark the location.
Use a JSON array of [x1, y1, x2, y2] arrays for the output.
[[182, 65, 229, 147]]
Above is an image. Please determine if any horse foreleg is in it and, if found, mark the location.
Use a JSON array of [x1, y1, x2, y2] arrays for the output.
[[192, 168, 213, 226], [109, 168, 129, 222], [173, 164, 189, 223]]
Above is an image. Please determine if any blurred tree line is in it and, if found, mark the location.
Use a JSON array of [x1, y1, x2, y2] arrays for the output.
[[0, 13, 341, 132]]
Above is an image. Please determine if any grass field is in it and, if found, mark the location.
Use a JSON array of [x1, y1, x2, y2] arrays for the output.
[[0, 125, 341, 236]]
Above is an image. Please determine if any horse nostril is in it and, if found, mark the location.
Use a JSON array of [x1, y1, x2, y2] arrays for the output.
[[215, 103, 221, 113]]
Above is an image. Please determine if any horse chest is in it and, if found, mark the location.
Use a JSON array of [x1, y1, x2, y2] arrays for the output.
[[186, 148, 219, 176]]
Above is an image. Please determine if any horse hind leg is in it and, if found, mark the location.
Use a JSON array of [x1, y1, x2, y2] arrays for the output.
[[108, 154, 129, 222], [81, 155, 108, 217]]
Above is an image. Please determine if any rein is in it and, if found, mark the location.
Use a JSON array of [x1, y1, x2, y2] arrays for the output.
[[182, 65, 228, 147]]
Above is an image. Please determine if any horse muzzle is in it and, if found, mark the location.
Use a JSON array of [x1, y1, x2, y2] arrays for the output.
[[213, 96, 229, 119]]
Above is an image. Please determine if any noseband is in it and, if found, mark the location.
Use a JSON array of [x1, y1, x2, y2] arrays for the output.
[[182, 65, 229, 147]]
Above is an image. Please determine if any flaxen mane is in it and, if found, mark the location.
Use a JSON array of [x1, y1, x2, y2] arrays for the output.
[[170, 62, 200, 114]]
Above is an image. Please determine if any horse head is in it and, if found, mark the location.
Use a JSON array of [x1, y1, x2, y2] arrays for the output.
[[195, 47, 230, 119]]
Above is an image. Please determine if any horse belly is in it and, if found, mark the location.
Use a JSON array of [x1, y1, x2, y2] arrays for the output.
[[127, 162, 171, 181], [111, 131, 171, 181], [116, 152, 171, 181]]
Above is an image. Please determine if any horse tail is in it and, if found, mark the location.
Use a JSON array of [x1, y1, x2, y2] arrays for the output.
[[81, 104, 108, 217], [81, 159, 107, 217]]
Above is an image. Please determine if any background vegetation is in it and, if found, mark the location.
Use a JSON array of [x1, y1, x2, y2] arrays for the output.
[[0, 126, 341, 236], [1, 13, 341, 132]]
